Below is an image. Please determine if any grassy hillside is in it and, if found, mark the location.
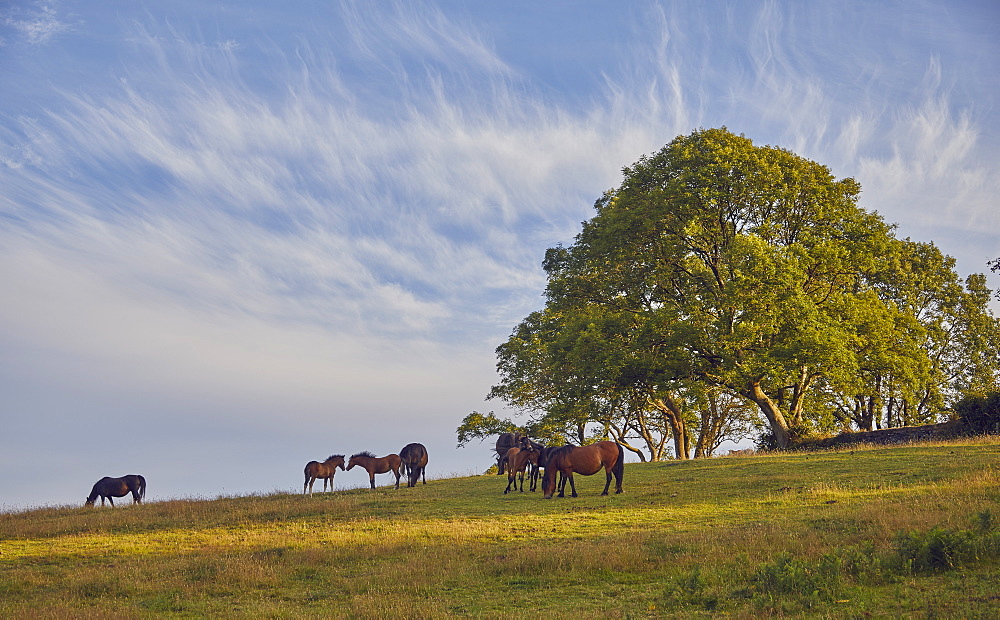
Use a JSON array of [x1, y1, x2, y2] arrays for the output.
[[2, 438, 998, 618]]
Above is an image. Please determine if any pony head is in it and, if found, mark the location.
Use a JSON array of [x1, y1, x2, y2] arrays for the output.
[[347, 451, 375, 470]]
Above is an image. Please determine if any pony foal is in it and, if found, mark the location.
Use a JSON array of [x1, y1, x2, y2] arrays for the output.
[[303, 454, 345, 494]]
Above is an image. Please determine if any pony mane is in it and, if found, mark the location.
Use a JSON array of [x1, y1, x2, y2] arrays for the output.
[[326, 454, 345, 461], [350, 451, 376, 459], [552, 444, 576, 457]]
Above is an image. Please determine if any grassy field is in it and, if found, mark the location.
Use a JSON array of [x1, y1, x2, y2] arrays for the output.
[[1, 438, 998, 618]]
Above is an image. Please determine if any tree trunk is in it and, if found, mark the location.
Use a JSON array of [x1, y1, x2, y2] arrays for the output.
[[693, 394, 719, 458], [741, 380, 791, 449], [788, 367, 821, 425], [650, 394, 690, 459]]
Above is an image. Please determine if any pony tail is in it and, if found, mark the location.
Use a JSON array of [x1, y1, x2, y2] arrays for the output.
[[139, 475, 147, 499], [614, 442, 625, 476]]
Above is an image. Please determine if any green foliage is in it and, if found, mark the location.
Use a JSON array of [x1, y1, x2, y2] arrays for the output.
[[753, 429, 779, 452], [660, 566, 721, 610], [954, 391, 1000, 435], [753, 552, 843, 604], [454, 411, 521, 448], [891, 527, 975, 573]]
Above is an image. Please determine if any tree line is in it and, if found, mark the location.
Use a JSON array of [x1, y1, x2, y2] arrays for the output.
[[458, 128, 1000, 459]]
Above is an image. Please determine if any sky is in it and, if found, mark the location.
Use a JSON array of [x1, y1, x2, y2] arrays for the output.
[[1, 1, 998, 510]]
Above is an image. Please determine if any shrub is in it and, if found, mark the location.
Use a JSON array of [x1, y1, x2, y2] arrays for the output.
[[661, 566, 720, 610], [953, 392, 1000, 435], [891, 527, 975, 573], [752, 552, 843, 603]]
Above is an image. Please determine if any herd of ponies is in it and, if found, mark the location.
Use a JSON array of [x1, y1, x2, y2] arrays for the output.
[[83, 434, 626, 507]]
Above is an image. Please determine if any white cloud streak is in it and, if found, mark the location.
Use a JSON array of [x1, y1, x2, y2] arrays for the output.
[[1, 1, 69, 45]]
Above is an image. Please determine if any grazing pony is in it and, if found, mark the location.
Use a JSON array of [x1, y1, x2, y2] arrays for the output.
[[503, 446, 540, 494], [399, 443, 429, 487], [347, 451, 402, 489], [303, 454, 346, 494], [542, 441, 624, 499], [85, 475, 146, 507]]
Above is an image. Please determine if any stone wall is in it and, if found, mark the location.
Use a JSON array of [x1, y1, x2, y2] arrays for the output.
[[793, 420, 964, 450]]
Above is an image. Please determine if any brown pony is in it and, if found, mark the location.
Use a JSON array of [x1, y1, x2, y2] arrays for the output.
[[494, 432, 523, 474], [303, 454, 345, 494], [542, 441, 624, 499], [504, 446, 539, 494], [399, 443, 429, 487], [347, 451, 402, 489], [85, 475, 146, 506]]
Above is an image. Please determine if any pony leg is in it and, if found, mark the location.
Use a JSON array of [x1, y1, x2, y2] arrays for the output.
[[394, 469, 400, 490], [601, 469, 612, 496], [107, 496, 113, 507], [568, 474, 578, 498], [614, 443, 625, 493], [369, 474, 376, 490]]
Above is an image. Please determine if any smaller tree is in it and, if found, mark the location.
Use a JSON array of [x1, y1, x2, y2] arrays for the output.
[[692, 388, 760, 458], [455, 411, 521, 449]]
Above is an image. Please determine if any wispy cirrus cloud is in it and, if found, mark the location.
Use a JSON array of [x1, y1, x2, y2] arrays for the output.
[[4, 7, 623, 354], [1, 1, 69, 45]]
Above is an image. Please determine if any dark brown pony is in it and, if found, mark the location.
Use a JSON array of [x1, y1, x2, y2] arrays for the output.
[[399, 443, 428, 487], [347, 451, 402, 489], [542, 441, 624, 499], [85, 475, 146, 506], [504, 446, 539, 494], [303, 454, 345, 494]]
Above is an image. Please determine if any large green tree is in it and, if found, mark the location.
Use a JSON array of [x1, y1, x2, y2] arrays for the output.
[[499, 128, 955, 449], [481, 128, 997, 453]]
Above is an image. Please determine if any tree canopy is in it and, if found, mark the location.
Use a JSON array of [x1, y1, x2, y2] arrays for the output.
[[472, 128, 999, 455]]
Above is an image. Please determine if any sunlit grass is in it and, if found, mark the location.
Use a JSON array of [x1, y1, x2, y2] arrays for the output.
[[1, 437, 998, 617]]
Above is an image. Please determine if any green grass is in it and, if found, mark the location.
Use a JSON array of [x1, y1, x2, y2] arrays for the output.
[[2, 438, 999, 618]]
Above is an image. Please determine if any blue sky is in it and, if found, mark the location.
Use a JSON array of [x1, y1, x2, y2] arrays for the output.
[[2, 1, 998, 509]]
